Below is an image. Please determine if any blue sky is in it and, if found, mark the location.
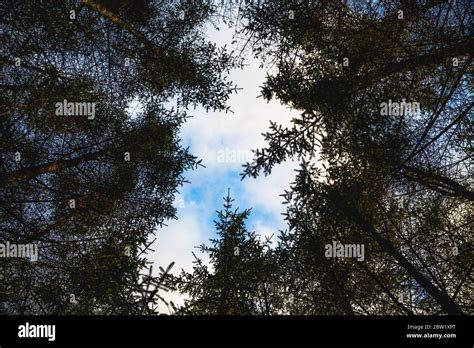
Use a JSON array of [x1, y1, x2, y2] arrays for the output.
[[147, 24, 300, 311]]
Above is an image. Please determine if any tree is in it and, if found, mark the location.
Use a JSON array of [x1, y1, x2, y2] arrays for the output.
[[239, 0, 472, 314], [168, 191, 282, 315], [0, 0, 239, 314]]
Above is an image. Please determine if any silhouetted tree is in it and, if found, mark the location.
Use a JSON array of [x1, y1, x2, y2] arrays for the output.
[[168, 191, 282, 315], [0, 0, 240, 314], [240, 0, 472, 315]]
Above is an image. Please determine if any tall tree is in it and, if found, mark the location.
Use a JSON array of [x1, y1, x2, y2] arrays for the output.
[[0, 0, 239, 314], [168, 191, 282, 315], [240, 0, 472, 314]]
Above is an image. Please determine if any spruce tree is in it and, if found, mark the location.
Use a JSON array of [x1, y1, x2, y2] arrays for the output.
[[0, 0, 239, 314], [168, 191, 280, 315], [239, 0, 472, 315]]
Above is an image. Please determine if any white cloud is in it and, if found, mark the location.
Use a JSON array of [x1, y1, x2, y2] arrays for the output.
[[180, 28, 295, 171], [148, 24, 302, 313], [254, 220, 278, 245], [149, 211, 209, 313], [126, 96, 144, 120], [243, 160, 299, 216]]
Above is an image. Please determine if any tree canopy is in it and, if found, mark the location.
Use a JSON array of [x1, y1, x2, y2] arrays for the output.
[[0, 0, 239, 314], [1, 0, 471, 316], [236, 0, 472, 315]]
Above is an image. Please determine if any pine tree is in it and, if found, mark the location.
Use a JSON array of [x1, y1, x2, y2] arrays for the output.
[[238, 0, 472, 315], [0, 0, 239, 314], [168, 190, 280, 315]]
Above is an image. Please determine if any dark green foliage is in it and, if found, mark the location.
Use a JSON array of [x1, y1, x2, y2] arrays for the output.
[[168, 191, 282, 315], [238, 0, 472, 314], [0, 0, 239, 314]]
